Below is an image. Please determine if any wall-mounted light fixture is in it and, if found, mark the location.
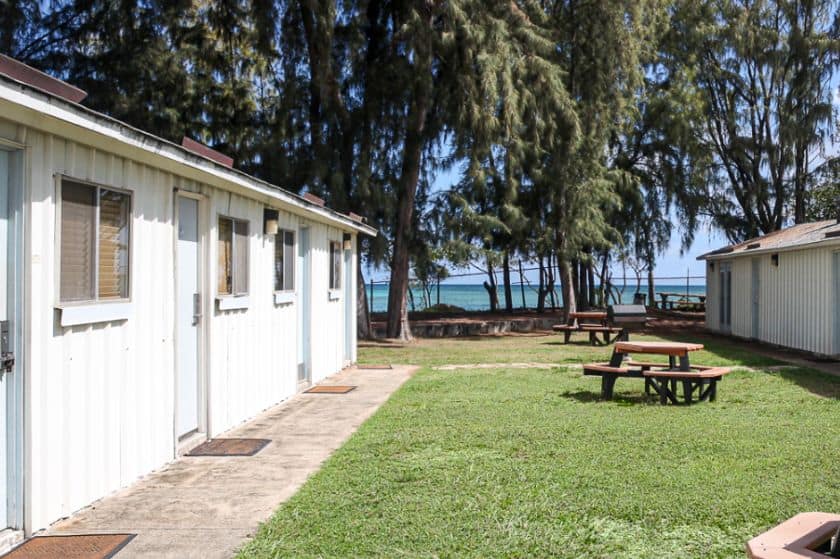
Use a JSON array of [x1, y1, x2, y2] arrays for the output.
[[771, 253, 779, 267], [264, 208, 279, 235], [343, 232, 353, 250]]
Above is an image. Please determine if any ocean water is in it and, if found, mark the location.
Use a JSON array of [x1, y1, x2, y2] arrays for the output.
[[366, 283, 707, 313]]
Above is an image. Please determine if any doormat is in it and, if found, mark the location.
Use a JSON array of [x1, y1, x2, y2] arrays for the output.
[[358, 364, 392, 370], [2, 534, 136, 559], [305, 385, 357, 394], [186, 438, 270, 457]]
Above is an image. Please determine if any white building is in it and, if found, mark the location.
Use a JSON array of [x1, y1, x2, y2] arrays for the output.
[[0, 55, 375, 540], [698, 219, 840, 357]]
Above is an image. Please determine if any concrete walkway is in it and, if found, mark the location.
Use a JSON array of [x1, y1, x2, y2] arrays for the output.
[[45, 365, 416, 558]]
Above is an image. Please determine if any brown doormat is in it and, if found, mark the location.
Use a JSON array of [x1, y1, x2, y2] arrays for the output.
[[305, 385, 357, 394], [186, 438, 270, 457], [2, 534, 136, 559], [358, 364, 392, 370]]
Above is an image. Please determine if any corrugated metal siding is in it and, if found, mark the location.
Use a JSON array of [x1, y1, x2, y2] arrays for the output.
[[6, 120, 357, 532], [705, 262, 719, 330], [26, 131, 176, 531], [708, 248, 836, 356]]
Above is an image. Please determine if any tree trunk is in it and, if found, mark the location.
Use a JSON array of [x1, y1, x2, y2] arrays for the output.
[[385, 53, 430, 340], [558, 255, 577, 320], [537, 258, 547, 313], [502, 252, 513, 313], [518, 260, 526, 309], [647, 267, 655, 309], [578, 259, 589, 310], [357, 257, 372, 339]]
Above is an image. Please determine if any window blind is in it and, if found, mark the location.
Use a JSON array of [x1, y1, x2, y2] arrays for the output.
[[283, 231, 294, 291], [329, 241, 341, 290], [218, 217, 233, 295], [98, 189, 130, 299], [60, 181, 96, 301], [233, 220, 249, 295]]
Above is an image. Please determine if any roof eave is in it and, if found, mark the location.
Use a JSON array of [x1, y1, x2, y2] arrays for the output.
[[0, 74, 377, 237]]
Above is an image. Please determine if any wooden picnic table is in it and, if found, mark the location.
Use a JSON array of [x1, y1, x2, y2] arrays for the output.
[[583, 341, 730, 404], [568, 311, 607, 323], [553, 310, 619, 345], [657, 292, 706, 310]]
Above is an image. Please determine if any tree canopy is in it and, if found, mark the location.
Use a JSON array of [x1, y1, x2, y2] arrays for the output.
[[2, 0, 838, 333]]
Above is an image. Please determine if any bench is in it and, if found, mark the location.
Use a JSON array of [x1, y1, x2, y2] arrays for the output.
[[583, 360, 730, 404], [746, 512, 840, 558], [552, 324, 620, 345], [643, 367, 730, 404]]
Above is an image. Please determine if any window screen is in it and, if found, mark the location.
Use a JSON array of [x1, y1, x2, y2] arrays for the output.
[[218, 217, 233, 295], [218, 216, 249, 296], [274, 229, 295, 292], [329, 241, 341, 290], [60, 179, 131, 303], [233, 220, 249, 295]]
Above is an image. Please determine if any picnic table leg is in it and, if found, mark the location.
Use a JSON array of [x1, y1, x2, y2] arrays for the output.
[[644, 378, 652, 396], [601, 374, 618, 400], [564, 331, 571, 344], [668, 355, 676, 369], [683, 380, 693, 405], [709, 380, 717, 402], [679, 355, 691, 371], [608, 349, 624, 368], [589, 331, 596, 345]]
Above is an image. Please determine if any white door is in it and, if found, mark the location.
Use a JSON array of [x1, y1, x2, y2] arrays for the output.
[[343, 245, 353, 362], [0, 150, 9, 528], [176, 197, 200, 438], [297, 227, 311, 384], [751, 258, 760, 339], [834, 252, 840, 356], [719, 262, 732, 333]]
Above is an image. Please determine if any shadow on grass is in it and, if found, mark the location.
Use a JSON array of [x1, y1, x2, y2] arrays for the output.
[[777, 368, 840, 400], [559, 390, 655, 406], [541, 340, 601, 347]]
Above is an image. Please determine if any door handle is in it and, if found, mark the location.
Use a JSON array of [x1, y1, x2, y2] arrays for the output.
[[192, 293, 202, 326], [0, 320, 13, 373]]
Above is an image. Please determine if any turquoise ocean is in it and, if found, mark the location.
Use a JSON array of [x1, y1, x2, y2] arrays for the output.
[[367, 283, 707, 313]]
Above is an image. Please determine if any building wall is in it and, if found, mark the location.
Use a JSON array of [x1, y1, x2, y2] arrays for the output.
[[705, 247, 838, 356], [0, 118, 357, 533]]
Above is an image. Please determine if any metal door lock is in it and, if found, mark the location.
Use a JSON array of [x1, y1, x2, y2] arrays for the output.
[[192, 293, 202, 326], [0, 321, 13, 373]]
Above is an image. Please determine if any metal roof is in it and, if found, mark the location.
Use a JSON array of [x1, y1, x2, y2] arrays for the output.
[[697, 220, 840, 260], [0, 63, 376, 236]]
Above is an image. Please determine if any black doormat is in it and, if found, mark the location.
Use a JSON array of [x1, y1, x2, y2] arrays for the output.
[[186, 438, 270, 457], [357, 364, 392, 370], [305, 385, 357, 394], [2, 534, 136, 559]]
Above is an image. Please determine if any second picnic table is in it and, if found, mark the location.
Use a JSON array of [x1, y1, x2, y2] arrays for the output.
[[583, 341, 730, 404]]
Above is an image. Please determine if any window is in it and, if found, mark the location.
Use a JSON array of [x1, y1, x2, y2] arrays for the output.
[[60, 179, 130, 302], [274, 230, 295, 292], [218, 216, 249, 296], [329, 240, 341, 290]]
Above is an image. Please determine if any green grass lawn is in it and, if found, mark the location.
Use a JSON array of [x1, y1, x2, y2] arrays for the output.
[[239, 333, 840, 558]]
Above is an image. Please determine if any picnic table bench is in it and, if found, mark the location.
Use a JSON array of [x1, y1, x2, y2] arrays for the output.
[[583, 341, 730, 405], [552, 311, 621, 345], [657, 292, 706, 311], [746, 512, 840, 558]]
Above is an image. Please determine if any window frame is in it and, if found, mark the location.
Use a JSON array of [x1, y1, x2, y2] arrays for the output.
[[56, 175, 133, 306], [329, 240, 342, 291], [217, 214, 250, 298], [273, 228, 296, 293]]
